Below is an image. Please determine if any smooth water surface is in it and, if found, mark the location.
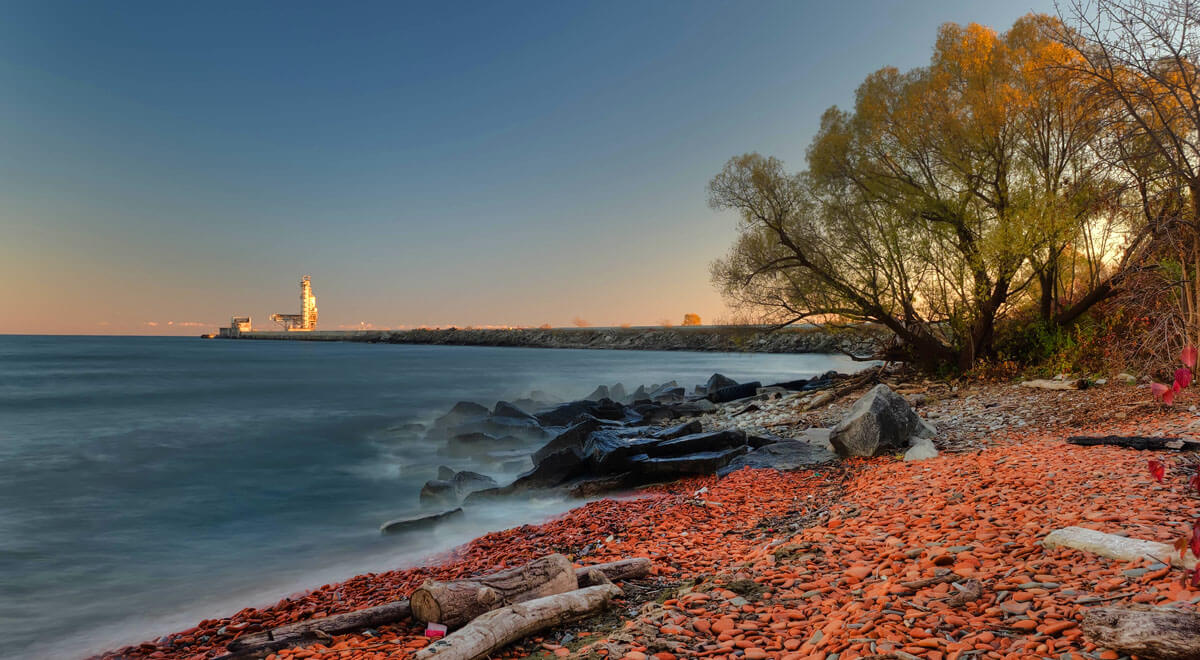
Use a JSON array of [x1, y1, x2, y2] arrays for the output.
[[0, 336, 865, 659]]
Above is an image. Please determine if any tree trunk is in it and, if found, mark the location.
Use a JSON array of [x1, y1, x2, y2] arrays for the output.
[[410, 554, 577, 627], [414, 584, 622, 660], [1082, 607, 1200, 660], [218, 600, 411, 659], [1043, 526, 1197, 569]]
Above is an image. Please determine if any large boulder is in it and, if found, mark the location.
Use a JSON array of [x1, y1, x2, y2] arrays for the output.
[[609, 383, 627, 402], [668, 399, 718, 416], [583, 385, 611, 401], [492, 401, 539, 421], [650, 383, 686, 403], [829, 384, 935, 458], [583, 430, 661, 472], [419, 480, 458, 508], [717, 441, 837, 476]]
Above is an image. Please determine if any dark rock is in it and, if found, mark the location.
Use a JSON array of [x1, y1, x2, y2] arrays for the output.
[[717, 441, 836, 476], [708, 381, 762, 403], [492, 400, 539, 421], [746, 433, 785, 449], [669, 399, 717, 415], [829, 384, 935, 458], [630, 401, 677, 424], [648, 381, 683, 403], [567, 473, 636, 498], [510, 448, 588, 490], [532, 416, 603, 465], [535, 398, 626, 427], [380, 507, 463, 534], [419, 480, 458, 507], [646, 430, 747, 457], [628, 446, 749, 477], [630, 385, 650, 401], [584, 385, 610, 401], [803, 371, 839, 390], [583, 429, 662, 472], [769, 379, 811, 391], [705, 373, 739, 393], [432, 401, 489, 434], [610, 383, 627, 402], [436, 465, 455, 480], [452, 470, 498, 498], [649, 420, 703, 440]]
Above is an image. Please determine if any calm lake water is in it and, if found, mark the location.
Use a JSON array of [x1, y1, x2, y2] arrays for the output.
[[0, 335, 865, 659]]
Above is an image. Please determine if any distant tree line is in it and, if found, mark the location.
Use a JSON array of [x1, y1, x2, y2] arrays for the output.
[[711, 1, 1200, 372]]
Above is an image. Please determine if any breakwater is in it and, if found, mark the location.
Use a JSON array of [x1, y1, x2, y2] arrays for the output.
[[224, 325, 886, 355]]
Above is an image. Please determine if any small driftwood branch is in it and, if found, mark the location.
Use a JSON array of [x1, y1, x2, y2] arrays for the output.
[[414, 584, 622, 660], [217, 600, 411, 659], [1066, 436, 1200, 451], [1083, 607, 1200, 659]]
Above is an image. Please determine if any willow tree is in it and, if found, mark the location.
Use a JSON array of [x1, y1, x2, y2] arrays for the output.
[[711, 15, 1140, 371]]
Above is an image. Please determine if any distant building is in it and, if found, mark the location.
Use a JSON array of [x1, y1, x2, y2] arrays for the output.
[[270, 276, 319, 331], [218, 316, 252, 338]]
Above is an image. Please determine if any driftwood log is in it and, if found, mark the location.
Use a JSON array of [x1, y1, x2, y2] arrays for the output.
[[1021, 379, 1087, 391], [575, 557, 651, 585], [1083, 607, 1200, 659], [1044, 526, 1198, 569], [411, 554, 577, 627], [414, 584, 622, 660], [216, 600, 411, 659], [1066, 435, 1200, 451]]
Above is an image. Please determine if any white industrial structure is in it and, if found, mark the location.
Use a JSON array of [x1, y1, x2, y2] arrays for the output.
[[270, 276, 319, 331]]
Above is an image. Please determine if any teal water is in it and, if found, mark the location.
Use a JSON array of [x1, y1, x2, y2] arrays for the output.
[[0, 336, 864, 659]]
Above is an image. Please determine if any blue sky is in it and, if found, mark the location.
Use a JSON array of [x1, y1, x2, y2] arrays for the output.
[[0, 0, 1056, 334]]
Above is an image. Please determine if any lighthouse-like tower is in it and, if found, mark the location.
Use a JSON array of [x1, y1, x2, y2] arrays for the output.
[[300, 276, 318, 329], [270, 276, 319, 331]]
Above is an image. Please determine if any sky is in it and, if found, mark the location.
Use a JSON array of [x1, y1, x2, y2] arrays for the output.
[[0, 0, 1058, 335]]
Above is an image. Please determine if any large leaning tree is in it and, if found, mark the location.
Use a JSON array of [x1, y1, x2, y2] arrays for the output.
[[1055, 0, 1200, 359], [711, 14, 1153, 371]]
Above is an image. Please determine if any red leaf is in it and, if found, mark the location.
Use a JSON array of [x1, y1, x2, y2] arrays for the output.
[[1191, 521, 1200, 559], [1176, 536, 1189, 560], [1149, 459, 1166, 483], [1164, 388, 1176, 405], [1190, 471, 1200, 493], [1176, 368, 1194, 390], [1184, 345, 1198, 369], [1152, 382, 1171, 400], [1191, 568, 1200, 587]]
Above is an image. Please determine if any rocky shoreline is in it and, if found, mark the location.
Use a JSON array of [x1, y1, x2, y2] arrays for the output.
[[95, 373, 1200, 660], [225, 325, 887, 355]]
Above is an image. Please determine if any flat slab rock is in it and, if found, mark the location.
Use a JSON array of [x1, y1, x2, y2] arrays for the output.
[[717, 440, 836, 476], [381, 507, 464, 534]]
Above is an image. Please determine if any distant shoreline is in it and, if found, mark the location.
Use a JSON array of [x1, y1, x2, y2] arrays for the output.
[[216, 324, 887, 355]]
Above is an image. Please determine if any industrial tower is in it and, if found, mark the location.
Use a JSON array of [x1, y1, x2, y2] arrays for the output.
[[270, 276, 319, 331]]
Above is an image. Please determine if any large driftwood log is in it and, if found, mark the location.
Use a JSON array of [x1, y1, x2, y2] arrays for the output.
[[216, 600, 411, 659], [1043, 526, 1198, 569], [1066, 435, 1200, 451], [414, 584, 622, 660], [1083, 607, 1200, 659], [574, 557, 651, 586], [411, 554, 576, 627]]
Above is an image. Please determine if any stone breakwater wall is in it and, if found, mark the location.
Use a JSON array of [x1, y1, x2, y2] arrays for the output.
[[226, 325, 887, 355]]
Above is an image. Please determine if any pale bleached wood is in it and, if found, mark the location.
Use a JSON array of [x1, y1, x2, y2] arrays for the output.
[[1043, 526, 1197, 569], [1083, 607, 1200, 659], [414, 584, 622, 660], [411, 554, 576, 627], [574, 557, 650, 586]]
